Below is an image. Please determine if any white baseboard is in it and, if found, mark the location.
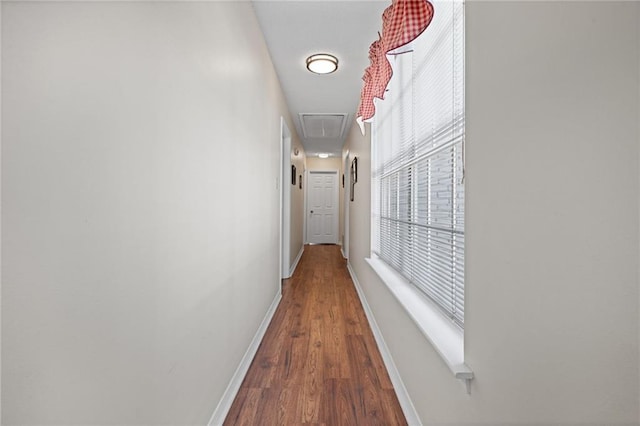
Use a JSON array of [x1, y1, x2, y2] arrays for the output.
[[346, 262, 422, 426], [288, 245, 304, 278], [208, 291, 282, 426]]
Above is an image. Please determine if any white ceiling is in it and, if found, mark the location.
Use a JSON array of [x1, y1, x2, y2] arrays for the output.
[[252, 1, 388, 157]]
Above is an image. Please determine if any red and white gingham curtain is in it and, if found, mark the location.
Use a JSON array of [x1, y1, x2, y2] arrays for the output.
[[356, 0, 434, 134]]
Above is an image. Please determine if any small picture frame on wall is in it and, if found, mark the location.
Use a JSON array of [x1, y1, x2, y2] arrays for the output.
[[350, 156, 358, 202], [299, 175, 302, 189], [291, 165, 297, 185], [351, 157, 358, 183]]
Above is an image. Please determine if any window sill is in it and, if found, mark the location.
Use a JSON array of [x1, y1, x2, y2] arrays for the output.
[[365, 256, 473, 392]]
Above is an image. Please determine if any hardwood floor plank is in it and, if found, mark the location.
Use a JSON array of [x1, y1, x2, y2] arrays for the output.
[[337, 379, 363, 426], [381, 389, 410, 426], [299, 319, 323, 423], [346, 334, 388, 423], [276, 386, 302, 425], [340, 285, 364, 336], [223, 245, 407, 426], [224, 387, 261, 426], [323, 302, 352, 380]]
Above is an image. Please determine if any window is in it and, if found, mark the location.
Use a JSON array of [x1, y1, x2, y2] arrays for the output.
[[371, 0, 465, 329]]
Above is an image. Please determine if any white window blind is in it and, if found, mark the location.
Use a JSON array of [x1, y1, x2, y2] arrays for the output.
[[372, 0, 465, 328]]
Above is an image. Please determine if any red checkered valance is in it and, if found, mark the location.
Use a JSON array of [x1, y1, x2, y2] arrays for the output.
[[356, 38, 392, 124], [356, 0, 434, 134], [383, 0, 434, 54]]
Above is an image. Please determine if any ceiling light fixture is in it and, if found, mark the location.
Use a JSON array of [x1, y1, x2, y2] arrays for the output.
[[318, 153, 329, 158], [306, 54, 338, 74]]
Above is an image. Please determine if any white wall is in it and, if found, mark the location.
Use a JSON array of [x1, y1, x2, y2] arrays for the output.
[[306, 156, 342, 171], [1, 2, 298, 424], [289, 142, 305, 269], [345, 2, 640, 424], [342, 124, 371, 260]]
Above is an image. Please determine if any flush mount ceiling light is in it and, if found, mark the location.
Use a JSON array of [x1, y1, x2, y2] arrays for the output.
[[318, 153, 329, 158], [306, 54, 338, 74]]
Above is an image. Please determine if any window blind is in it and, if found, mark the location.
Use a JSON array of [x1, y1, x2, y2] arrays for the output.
[[372, 0, 465, 328]]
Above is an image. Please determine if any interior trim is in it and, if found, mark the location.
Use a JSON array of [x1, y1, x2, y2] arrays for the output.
[[288, 245, 305, 278], [207, 291, 282, 425], [346, 262, 423, 426]]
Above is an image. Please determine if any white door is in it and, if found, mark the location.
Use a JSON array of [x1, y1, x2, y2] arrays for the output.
[[307, 171, 338, 244]]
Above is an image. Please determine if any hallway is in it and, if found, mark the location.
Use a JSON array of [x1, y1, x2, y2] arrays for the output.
[[224, 245, 406, 425], [3, 1, 640, 424]]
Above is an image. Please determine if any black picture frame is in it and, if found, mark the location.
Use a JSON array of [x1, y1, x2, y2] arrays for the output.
[[291, 165, 296, 185], [350, 156, 358, 202], [351, 157, 358, 183]]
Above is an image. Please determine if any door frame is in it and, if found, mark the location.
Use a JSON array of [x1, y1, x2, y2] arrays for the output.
[[342, 151, 350, 259], [305, 169, 340, 245], [279, 117, 292, 281]]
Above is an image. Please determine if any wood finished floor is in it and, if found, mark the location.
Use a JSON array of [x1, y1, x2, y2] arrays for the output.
[[224, 245, 407, 426]]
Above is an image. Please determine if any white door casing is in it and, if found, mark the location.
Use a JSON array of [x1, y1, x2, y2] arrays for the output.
[[307, 171, 339, 244], [280, 117, 292, 279]]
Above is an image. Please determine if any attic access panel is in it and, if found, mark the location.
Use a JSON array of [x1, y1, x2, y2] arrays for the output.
[[299, 113, 349, 140]]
